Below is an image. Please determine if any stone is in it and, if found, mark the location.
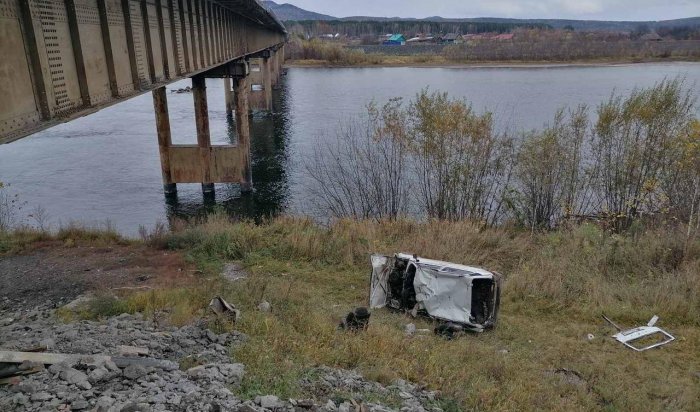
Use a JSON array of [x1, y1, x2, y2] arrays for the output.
[[71, 399, 89, 410], [10, 382, 37, 394], [121, 402, 151, 412], [404, 323, 416, 336], [60, 367, 90, 387], [218, 363, 245, 384], [30, 391, 53, 402], [123, 364, 149, 380], [118, 345, 150, 357], [259, 395, 282, 409], [257, 301, 271, 312], [338, 402, 352, 412], [88, 366, 109, 383], [323, 400, 337, 411]]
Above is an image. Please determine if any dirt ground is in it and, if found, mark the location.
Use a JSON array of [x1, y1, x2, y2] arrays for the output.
[[0, 241, 194, 312]]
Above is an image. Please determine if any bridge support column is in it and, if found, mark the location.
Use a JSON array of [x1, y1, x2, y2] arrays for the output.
[[192, 75, 214, 195], [262, 56, 273, 111], [224, 78, 234, 117], [233, 75, 252, 193], [270, 49, 278, 88], [152, 87, 177, 195]]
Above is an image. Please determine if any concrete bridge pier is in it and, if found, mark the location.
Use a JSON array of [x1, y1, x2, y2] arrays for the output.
[[233, 75, 253, 193], [153, 87, 177, 195], [192, 75, 215, 195], [151, 59, 257, 197]]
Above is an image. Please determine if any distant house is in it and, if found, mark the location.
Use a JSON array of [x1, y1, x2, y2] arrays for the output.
[[641, 32, 663, 41], [383, 34, 406, 46], [441, 33, 463, 44]]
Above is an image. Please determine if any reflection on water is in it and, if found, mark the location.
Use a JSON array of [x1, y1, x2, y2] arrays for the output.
[[163, 82, 291, 225]]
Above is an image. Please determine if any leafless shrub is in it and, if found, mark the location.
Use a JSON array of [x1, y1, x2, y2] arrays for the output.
[[306, 99, 411, 220]]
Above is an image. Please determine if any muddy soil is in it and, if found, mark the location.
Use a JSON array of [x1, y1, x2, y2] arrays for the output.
[[0, 242, 194, 312]]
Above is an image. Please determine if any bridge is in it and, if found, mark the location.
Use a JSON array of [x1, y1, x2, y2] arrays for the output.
[[0, 0, 287, 194]]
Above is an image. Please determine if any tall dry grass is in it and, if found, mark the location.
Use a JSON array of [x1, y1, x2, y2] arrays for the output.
[[107, 214, 700, 410]]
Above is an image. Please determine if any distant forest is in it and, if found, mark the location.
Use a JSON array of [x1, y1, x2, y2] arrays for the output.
[[286, 20, 550, 38]]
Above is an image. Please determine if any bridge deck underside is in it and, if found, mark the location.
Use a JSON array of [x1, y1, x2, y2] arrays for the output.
[[0, 0, 285, 144]]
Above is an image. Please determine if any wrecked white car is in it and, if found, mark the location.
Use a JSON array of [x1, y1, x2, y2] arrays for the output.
[[369, 253, 502, 332]]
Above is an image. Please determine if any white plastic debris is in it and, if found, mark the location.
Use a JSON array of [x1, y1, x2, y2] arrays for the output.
[[603, 314, 674, 352]]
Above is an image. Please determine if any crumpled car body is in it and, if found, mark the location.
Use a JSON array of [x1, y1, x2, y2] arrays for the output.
[[369, 253, 502, 332]]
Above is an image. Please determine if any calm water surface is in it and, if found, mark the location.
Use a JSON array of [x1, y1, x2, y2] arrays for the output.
[[1, 63, 699, 235]]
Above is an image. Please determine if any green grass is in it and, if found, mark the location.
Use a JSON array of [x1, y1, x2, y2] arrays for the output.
[[18, 215, 700, 411]]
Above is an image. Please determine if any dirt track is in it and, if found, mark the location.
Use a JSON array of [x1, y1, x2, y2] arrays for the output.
[[0, 242, 193, 312]]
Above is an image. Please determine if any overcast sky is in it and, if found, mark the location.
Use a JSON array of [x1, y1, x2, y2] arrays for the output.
[[282, 0, 700, 21]]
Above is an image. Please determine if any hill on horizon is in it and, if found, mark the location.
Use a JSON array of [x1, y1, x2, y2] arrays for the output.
[[262, 1, 700, 31]]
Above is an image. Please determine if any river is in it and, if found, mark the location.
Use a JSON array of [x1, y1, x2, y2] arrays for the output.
[[1, 62, 699, 235]]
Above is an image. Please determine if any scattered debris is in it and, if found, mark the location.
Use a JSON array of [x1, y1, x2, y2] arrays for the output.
[[370, 253, 502, 332], [339, 307, 370, 331], [602, 314, 675, 351], [208, 296, 241, 322], [434, 322, 464, 339], [257, 300, 271, 313], [586, 333, 595, 341]]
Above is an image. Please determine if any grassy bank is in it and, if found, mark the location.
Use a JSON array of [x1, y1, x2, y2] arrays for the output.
[[8, 216, 698, 410]]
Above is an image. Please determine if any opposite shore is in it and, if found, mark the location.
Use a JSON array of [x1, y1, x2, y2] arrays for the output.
[[285, 56, 700, 69]]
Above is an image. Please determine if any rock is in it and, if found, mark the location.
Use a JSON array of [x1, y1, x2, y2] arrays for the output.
[[323, 399, 337, 411], [123, 364, 149, 380], [296, 399, 315, 409], [95, 396, 115, 411], [71, 399, 89, 410], [257, 300, 271, 312], [218, 363, 245, 384], [10, 382, 37, 394], [150, 393, 167, 403], [59, 367, 90, 387], [118, 345, 150, 357], [30, 391, 53, 402], [104, 360, 119, 372], [0, 317, 14, 326], [186, 365, 209, 380], [586, 333, 595, 341], [39, 337, 56, 349], [259, 395, 282, 409], [89, 366, 110, 383], [405, 323, 416, 336], [121, 402, 151, 412], [338, 402, 352, 412]]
